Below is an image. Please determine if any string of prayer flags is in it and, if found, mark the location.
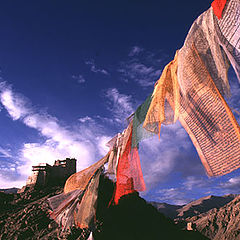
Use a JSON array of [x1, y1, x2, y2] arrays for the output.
[[48, 0, 240, 232], [48, 160, 107, 230]]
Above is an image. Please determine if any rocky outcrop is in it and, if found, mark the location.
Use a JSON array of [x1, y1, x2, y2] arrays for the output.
[[187, 195, 240, 240], [0, 186, 89, 240], [176, 194, 237, 219], [151, 194, 237, 220], [0, 176, 209, 240], [150, 194, 240, 240]]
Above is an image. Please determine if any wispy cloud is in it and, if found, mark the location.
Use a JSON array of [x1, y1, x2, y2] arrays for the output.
[[0, 146, 12, 158], [128, 46, 143, 57], [85, 59, 109, 75], [104, 88, 134, 124], [219, 176, 240, 194], [155, 176, 212, 205], [0, 83, 30, 120], [156, 188, 190, 205], [118, 46, 166, 87], [0, 81, 112, 188], [72, 74, 86, 84], [78, 116, 94, 123], [183, 176, 210, 191]]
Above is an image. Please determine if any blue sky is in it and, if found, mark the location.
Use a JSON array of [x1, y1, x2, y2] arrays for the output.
[[0, 0, 240, 205]]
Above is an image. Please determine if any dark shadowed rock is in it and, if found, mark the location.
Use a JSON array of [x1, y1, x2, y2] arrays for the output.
[[150, 201, 183, 219], [0, 186, 89, 240], [0, 188, 19, 194], [94, 176, 209, 240], [0, 175, 209, 240]]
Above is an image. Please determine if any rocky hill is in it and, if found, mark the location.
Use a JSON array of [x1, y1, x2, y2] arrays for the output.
[[151, 194, 240, 240], [187, 195, 240, 240], [0, 186, 89, 240], [176, 194, 237, 219], [151, 194, 237, 219], [0, 176, 209, 240]]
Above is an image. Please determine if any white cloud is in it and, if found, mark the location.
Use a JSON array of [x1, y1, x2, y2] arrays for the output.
[[0, 88, 30, 120], [19, 139, 95, 178], [140, 138, 177, 188], [97, 136, 111, 156], [219, 176, 240, 193], [95, 115, 115, 125], [72, 74, 86, 84], [104, 88, 134, 123], [85, 59, 109, 75], [0, 81, 112, 186], [139, 121, 204, 190]]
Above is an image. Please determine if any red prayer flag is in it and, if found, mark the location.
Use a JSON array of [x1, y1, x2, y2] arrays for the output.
[[211, 0, 227, 19], [114, 127, 145, 204]]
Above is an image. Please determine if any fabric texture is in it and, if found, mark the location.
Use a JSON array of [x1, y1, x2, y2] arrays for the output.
[[48, 189, 84, 230], [176, 2, 240, 176], [178, 44, 240, 176], [64, 153, 109, 193], [74, 168, 102, 229], [114, 122, 145, 204], [214, 0, 240, 83], [48, 168, 104, 230], [132, 94, 154, 148], [211, 0, 228, 19], [106, 133, 124, 176], [143, 51, 180, 136], [178, 7, 231, 98]]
